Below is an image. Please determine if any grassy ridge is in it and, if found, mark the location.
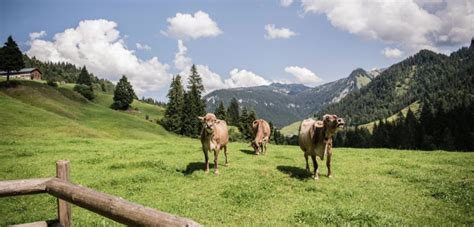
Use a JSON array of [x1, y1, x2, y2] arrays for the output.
[[0, 81, 473, 226]]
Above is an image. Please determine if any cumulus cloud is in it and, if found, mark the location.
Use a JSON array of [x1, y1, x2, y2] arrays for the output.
[[225, 69, 270, 88], [301, 0, 473, 52], [29, 31, 46, 40], [136, 42, 151, 51], [27, 19, 170, 94], [173, 41, 269, 93], [163, 11, 222, 40], [264, 24, 297, 39], [280, 0, 293, 7], [382, 47, 404, 58], [284, 66, 322, 86]]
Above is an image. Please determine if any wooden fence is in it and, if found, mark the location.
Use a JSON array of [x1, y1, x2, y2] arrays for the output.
[[0, 160, 201, 227]]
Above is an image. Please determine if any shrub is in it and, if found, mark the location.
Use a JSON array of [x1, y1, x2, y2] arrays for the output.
[[73, 84, 95, 100], [47, 80, 58, 87]]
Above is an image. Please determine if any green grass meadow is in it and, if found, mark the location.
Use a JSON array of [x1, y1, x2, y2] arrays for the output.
[[1, 81, 473, 226]]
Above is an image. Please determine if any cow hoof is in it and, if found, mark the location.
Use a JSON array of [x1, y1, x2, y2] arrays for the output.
[[224, 163, 229, 167], [327, 174, 333, 178], [214, 170, 219, 175], [313, 176, 319, 180], [205, 169, 210, 174]]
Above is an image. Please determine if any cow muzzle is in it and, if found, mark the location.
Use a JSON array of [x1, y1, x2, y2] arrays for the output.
[[336, 118, 345, 128]]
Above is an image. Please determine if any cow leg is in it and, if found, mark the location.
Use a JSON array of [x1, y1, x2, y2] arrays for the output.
[[304, 153, 310, 173], [203, 147, 210, 173], [326, 149, 332, 178], [214, 149, 220, 175], [263, 141, 267, 155], [223, 145, 229, 167], [311, 155, 319, 180]]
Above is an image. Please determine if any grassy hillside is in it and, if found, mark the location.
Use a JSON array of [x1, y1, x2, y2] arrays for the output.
[[359, 101, 421, 133], [280, 120, 301, 136], [1, 80, 473, 226]]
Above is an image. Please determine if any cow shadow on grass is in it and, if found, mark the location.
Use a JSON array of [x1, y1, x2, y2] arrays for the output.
[[240, 149, 256, 155], [277, 165, 312, 180], [179, 162, 214, 176]]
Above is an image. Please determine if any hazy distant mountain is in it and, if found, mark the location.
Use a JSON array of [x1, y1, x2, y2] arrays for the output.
[[204, 68, 378, 127]]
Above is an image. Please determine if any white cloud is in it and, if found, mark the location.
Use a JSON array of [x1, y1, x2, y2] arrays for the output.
[[173, 41, 270, 93], [29, 31, 47, 40], [225, 69, 270, 88], [174, 40, 192, 71], [284, 66, 322, 86], [27, 19, 171, 95], [264, 24, 297, 39], [163, 11, 222, 40], [280, 0, 293, 7], [136, 42, 151, 51], [301, 0, 473, 52], [382, 47, 404, 58]]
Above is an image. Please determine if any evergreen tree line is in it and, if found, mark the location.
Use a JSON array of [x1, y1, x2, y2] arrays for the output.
[[334, 104, 473, 151], [212, 98, 260, 141], [140, 96, 166, 108], [23, 54, 115, 93]]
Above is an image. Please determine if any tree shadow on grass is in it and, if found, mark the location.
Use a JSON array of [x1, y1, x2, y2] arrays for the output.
[[277, 165, 312, 180], [240, 149, 256, 155], [178, 162, 214, 176]]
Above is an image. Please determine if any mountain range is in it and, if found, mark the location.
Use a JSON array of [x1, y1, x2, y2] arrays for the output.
[[204, 68, 381, 127]]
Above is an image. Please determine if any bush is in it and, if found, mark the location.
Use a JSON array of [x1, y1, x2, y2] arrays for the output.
[[47, 80, 58, 87], [73, 84, 95, 100], [228, 126, 245, 142]]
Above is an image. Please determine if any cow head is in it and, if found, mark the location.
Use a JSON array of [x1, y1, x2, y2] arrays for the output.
[[198, 113, 217, 134], [323, 114, 345, 137], [250, 141, 259, 154]]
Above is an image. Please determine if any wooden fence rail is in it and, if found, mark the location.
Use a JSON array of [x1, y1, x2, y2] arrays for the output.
[[0, 160, 201, 227]]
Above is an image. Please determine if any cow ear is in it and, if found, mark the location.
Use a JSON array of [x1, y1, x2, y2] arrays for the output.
[[197, 116, 204, 121], [323, 114, 331, 121]]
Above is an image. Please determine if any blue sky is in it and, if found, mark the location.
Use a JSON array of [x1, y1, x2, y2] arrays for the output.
[[1, 0, 472, 100]]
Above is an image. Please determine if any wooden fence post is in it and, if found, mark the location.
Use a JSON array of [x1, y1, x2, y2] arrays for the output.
[[56, 160, 71, 227]]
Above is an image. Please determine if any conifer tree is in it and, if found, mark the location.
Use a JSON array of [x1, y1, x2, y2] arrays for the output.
[[77, 66, 92, 86], [162, 75, 185, 133], [214, 101, 228, 122], [181, 65, 205, 136], [111, 75, 135, 110], [227, 98, 240, 126], [0, 36, 24, 83]]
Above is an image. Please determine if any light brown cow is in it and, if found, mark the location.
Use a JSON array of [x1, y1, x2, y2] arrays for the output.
[[251, 119, 271, 155], [298, 114, 344, 179], [198, 113, 229, 175]]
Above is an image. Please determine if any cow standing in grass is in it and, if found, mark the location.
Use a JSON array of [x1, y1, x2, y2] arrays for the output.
[[251, 119, 271, 155], [199, 113, 229, 175], [298, 114, 344, 179]]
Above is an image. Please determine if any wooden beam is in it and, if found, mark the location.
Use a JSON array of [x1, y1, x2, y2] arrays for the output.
[[0, 178, 50, 197], [45, 178, 201, 227], [56, 160, 71, 227], [8, 220, 59, 227]]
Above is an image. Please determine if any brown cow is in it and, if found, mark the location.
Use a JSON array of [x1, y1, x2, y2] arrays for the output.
[[298, 114, 344, 179], [198, 113, 229, 175], [251, 119, 271, 155]]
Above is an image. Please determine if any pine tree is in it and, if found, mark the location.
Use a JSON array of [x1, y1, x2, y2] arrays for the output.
[[162, 75, 185, 134], [404, 108, 418, 149], [182, 64, 206, 137], [77, 66, 92, 86], [238, 107, 249, 138], [214, 101, 228, 122], [0, 36, 25, 83], [227, 98, 240, 126], [180, 92, 195, 136], [111, 75, 135, 110]]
